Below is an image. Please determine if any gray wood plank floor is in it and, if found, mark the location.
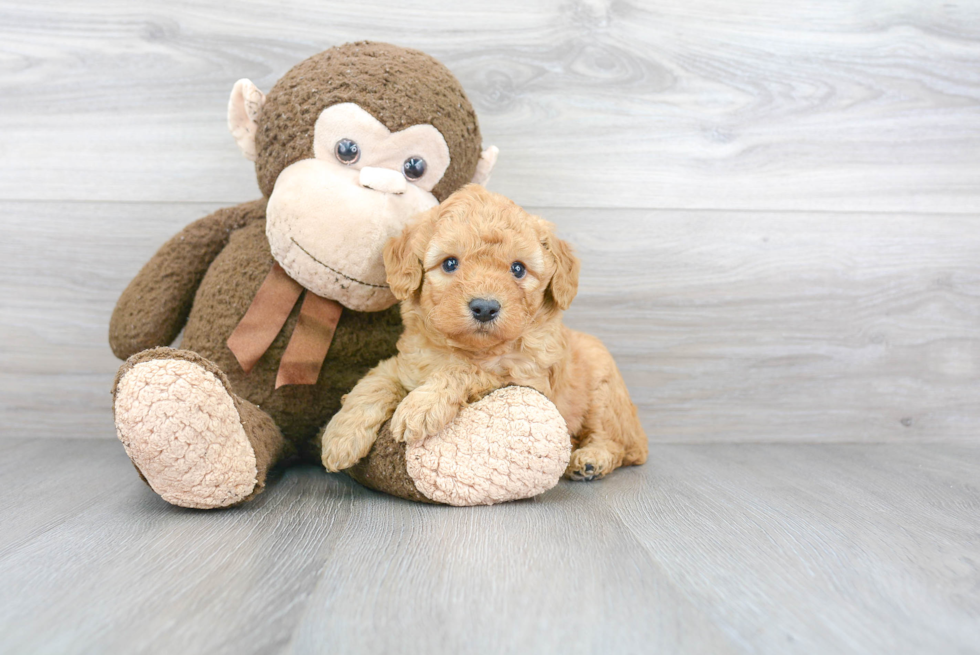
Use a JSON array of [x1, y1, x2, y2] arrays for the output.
[[0, 438, 978, 654]]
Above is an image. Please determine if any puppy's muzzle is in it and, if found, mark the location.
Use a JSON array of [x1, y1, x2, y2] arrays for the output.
[[469, 298, 500, 323]]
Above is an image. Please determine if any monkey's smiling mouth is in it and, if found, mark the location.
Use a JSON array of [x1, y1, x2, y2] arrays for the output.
[[289, 238, 390, 289]]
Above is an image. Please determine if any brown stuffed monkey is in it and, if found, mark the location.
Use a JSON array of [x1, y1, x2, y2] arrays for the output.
[[109, 42, 514, 508]]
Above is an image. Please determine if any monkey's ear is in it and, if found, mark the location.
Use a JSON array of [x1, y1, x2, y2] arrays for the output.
[[544, 234, 580, 311], [384, 208, 438, 301], [470, 146, 499, 186], [227, 79, 267, 161]]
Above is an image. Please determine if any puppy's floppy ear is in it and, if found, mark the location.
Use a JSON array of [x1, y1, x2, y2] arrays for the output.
[[542, 228, 580, 311], [384, 207, 438, 300]]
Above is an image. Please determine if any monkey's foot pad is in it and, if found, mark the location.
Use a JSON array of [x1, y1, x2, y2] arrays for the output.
[[114, 358, 258, 509], [405, 387, 572, 506]]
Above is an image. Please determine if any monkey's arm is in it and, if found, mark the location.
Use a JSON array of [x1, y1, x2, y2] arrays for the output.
[[109, 198, 268, 360]]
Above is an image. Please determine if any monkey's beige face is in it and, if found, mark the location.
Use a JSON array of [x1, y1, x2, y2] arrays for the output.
[[264, 103, 452, 311], [417, 207, 552, 351]]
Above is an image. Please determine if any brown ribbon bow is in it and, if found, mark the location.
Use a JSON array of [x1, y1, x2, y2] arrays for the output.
[[227, 263, 343, 388]]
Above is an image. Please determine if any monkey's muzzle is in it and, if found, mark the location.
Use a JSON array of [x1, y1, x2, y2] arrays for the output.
[[359, 167, 407, 195]]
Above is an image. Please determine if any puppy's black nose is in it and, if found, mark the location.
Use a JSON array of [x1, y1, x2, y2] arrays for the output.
[[469, 298, 500, 323]]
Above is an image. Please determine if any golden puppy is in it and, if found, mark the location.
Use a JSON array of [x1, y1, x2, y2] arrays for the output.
[[321, 184, 647, 481]]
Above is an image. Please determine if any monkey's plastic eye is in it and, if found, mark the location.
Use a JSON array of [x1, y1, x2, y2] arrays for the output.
[[511, 262, 526, 279], [442, 257, 459, 273], [403, 156, 427, 180], [335, 139, 360, 165]]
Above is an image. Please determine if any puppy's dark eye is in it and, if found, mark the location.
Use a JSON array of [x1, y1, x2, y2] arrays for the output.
[[335, 139, 360, 165], [403, 156, 427, 180], [511, 262, 526, 279], [442, 257, 459, 273]]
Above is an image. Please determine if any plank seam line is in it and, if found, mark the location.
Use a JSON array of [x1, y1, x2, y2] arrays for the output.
[[2, 198, 980, 218]]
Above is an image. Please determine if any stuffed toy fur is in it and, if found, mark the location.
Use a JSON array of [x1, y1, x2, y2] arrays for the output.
[[109, 42, 570, 508]]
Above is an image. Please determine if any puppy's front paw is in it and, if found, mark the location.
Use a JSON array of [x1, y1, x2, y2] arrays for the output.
[[390, 389, 461, 444], [565, 447, 618, 482], [321, 414, 377, 472]]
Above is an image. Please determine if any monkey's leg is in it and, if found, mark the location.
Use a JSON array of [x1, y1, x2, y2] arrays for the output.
[[112, 348, 289, 509]]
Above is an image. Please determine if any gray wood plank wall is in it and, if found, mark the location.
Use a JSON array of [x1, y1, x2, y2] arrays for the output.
[[1, 0, 978, 442]]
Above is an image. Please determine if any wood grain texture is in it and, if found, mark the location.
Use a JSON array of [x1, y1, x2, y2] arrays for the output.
[[2, 1, 980, 210], [3, 201, 977, 443], [554, 207, 980, 443], [0, 438, 977, 654], [3, 4, 978, 653], [0, 201, 226, 439]]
